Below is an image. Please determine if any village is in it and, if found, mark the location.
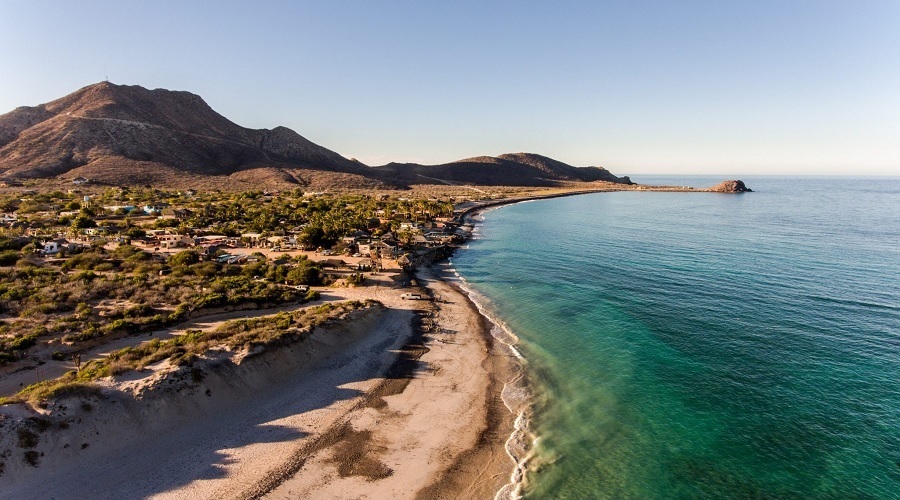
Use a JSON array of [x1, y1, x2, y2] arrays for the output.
[[0, 185, 470, 381], [1, 186, 465, 268]]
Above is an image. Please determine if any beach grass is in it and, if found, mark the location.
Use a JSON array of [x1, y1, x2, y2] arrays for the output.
[[1, 300, 380, 407]]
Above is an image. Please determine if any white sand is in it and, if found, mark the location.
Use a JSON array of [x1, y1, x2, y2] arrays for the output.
[[0, 271, 513, 499]]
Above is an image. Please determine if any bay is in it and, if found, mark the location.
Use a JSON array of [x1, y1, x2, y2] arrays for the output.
[[451, 176, 900, 499]]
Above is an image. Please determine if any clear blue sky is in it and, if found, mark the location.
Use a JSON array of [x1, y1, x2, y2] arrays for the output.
[[1, 1, 898, 175]]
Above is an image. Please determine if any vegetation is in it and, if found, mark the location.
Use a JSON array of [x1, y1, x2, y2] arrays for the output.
[[0, 242, 323, 365], [2, 300, 379, 407], [0, 186, 459, 389]]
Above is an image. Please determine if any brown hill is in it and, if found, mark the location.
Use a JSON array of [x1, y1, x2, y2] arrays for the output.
[[0, 82, 632, 189], [375, 152, 631, 187], [0, 82, 383, 189]]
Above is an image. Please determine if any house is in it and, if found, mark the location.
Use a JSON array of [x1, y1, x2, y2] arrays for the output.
[[266, 236, 285, 248], [157, 234, 194, 249], [369, 240, 397, 258], [241, 233, 262, 247], [143, 203, 170, 215], [341, 230, 371, 246], [43, 238, 72, 255], [103, 205, 137, 214], [195, 235, 230, 247], [357, 258, 375, 271], [357, 239, 373, 256]]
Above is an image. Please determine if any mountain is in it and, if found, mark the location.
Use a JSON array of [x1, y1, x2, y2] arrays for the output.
[[376, 152, 631, 186], [0, 82, 382, 189], [0, 82, 632, 189]]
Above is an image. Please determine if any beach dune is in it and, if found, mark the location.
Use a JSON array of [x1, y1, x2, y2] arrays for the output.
[[0, 273, 515, 499]]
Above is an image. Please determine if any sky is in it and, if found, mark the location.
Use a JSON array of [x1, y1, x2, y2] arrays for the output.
[[1, 1, 898, 176]]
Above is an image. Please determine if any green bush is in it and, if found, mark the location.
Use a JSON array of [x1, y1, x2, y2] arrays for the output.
[[169, 250, 200, 267], [8, 334, 37, 350], [0, 250, 19, 266]]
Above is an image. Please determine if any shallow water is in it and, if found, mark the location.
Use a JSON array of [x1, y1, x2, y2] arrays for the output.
[[451, 177, 900, 499]]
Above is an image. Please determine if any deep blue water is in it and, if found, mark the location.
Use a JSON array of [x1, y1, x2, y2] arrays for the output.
[[450, 177, 900, 499]]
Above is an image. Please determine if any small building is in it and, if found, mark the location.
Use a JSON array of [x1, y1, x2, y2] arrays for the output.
[[370, 240, 397, 258], [241, 233, 262, 247], [43, 238, 72, 255], [158, 234, 193, 249]]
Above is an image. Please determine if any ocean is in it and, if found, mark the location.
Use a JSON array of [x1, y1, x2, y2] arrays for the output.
[[449, 176, 900, 499]]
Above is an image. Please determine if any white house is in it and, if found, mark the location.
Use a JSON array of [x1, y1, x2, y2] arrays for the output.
[[43, 238, 71, 255]]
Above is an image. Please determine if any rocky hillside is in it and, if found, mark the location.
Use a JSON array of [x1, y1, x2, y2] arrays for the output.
[[0, 82, 632, 189], [707, 180, 752, 192], [375, 152, 632, 187], [0, 82, 382, 189]]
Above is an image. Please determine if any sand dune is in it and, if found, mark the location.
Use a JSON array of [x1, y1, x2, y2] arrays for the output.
[[0, 271, 516, 499]]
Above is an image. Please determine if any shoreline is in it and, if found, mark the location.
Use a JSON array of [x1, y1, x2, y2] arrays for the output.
[[0, 186, 625, 499], [0, 258, 521, 499]]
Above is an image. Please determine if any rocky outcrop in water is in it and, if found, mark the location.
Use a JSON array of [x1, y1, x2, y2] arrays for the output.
[[707, 180, 752, 192]]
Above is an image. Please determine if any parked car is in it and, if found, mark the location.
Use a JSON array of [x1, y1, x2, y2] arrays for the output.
[[400, 293, 425, 300]]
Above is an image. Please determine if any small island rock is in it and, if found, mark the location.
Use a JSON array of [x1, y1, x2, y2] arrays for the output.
[[707, 180, 752, 193]]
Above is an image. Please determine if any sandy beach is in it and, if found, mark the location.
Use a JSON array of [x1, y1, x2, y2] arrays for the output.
[[0, 264, 519, 499]]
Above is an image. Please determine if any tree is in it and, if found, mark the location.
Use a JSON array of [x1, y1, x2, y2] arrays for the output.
[[286, 262, 321, 285], [71, 214, 97, 230], [126, 227, 146, 238], [169, 250, 200, 267]]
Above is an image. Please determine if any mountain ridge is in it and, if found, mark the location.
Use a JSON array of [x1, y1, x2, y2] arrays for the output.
[[0, 82, 632, 189]]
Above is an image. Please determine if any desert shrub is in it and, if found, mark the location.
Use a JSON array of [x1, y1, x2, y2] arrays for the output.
[[169, 250, 199, 267], [286, 261, 322, 285], [23, 451, 40, 467], [7, 334, 38, 350], [123, 303, 153, 318], [194, 293, 226, 308], [168, 303, 192, 322], [17, 429, 38, 448], [190, 261, 219, 278], [0, 250, 19, 266], [0, 237, 30, 251], [62, 325, 101, 343], [94, 262, 115, 272], [103, 318, 138, 335], [125, 227, 146, 238], [345, 273, 366, 286], [62, 253, 106, 271]]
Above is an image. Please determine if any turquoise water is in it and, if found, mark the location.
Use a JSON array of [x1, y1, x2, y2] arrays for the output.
[[450, 177, 900, 499]]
